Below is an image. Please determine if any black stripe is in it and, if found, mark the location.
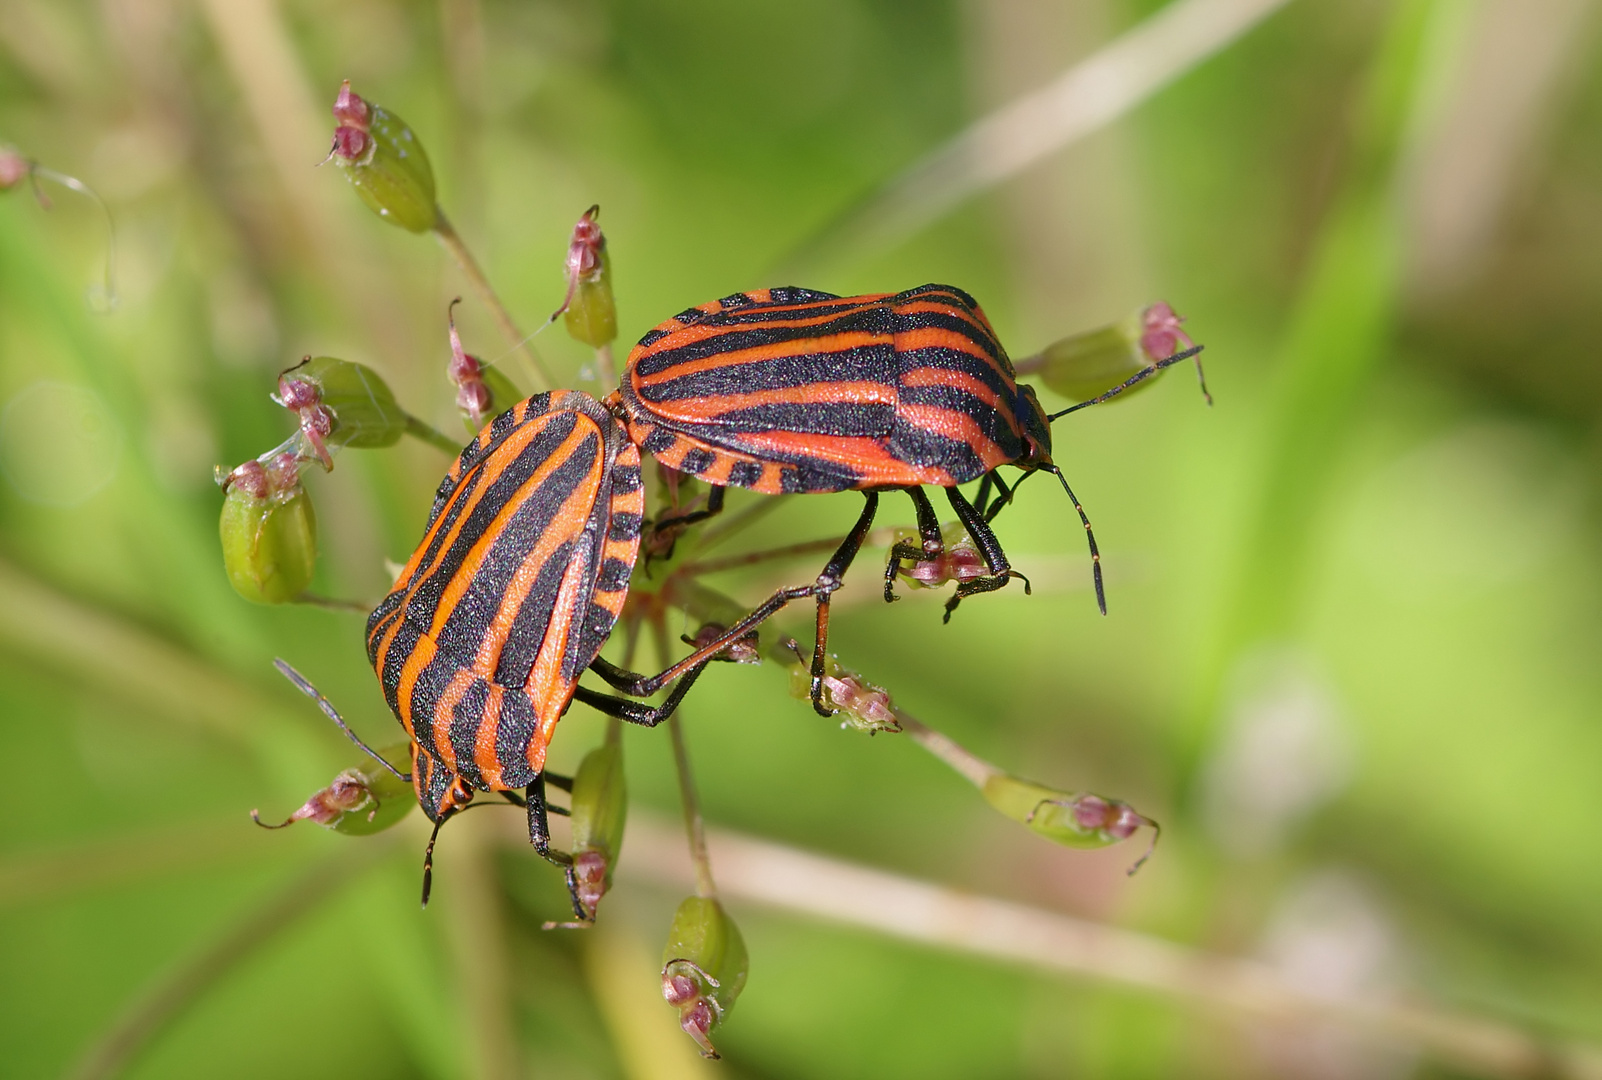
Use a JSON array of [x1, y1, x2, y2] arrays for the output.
[[596, 556, 632, 593], [449, 675, 492, 785], [566, 602, 622, 682], [687, 401, 894, 439], [678, 448, 715, 475], [634, 312, 895, 378], [727, 461, 763, 488], [640, 346, 895, 402], [608, 511, 642, 542], [884, 419, 988, 482], [898, 382, 1025, 462], [495, 690, 541, 789], [402, 412, 583, 632]]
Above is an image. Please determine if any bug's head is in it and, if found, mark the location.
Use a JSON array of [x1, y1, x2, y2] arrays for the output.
[[1016, 383, 1055, 470]]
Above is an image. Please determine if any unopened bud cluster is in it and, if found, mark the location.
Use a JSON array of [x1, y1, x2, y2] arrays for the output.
[[216, 452, 317, 604], [251, 743, 413, 836], [447, 300, 521, 429], [329, 80, 438, 233], [661, 896, 749, 1058], [0, 146, 30, 191], [1029, 301, 1208, 405], [566, 743, 627, 922], [786, 644, 900, 733], [889, 521, 987, 592], [982, 773, 1160, 874], [557, 205, 617, 348]]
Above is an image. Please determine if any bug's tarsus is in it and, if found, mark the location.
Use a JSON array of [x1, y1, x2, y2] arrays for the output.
[[273, 658, 412, 783], [1046, 468, 1106, 615], [573, 658, 711, 727], [885, 486, 945, 603], [1045, 346, 1205, 422]]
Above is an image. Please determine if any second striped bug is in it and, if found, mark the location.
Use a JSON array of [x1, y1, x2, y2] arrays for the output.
[[606, 284, 1203, 716]]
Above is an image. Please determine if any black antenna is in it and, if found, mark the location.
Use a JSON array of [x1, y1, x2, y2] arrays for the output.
[[273, 659, 411, 784], [1049, 468, 1106, 616], [1047, 346, 1206, 422], [420, 814, 449, 907]]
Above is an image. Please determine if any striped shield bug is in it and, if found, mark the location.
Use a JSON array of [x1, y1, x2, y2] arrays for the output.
[[283, 391, 793, 912], [605, 284, 1202, 716]]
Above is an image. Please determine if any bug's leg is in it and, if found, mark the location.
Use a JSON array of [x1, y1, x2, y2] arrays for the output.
[[939, 485, 1032, 622], [649, 483, 725, 555], [574, 655, 713, 727], [526, 774, 584, 920], [973, 473, 995, 518], [884, 487, 943, 603], [587, 582, 814, 697], [809, 491, 878, 717]]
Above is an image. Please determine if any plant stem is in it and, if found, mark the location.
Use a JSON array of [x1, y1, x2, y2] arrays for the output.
[[593, 342, 616, 386], [433, 209, 555, 390], [404, 411, 464, 456], [611, 815, 1602, 1080], [655, 623, 716, 899], [293, 592, 374, 614], [65, 842, 391, 1080]]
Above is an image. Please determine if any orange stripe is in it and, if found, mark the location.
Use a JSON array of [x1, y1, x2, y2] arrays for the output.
[[893, 324, 1012, 385], [474, 683, 506, 787], [636, 328, 891, 386]]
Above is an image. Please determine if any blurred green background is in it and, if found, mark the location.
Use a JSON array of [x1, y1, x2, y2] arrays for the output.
[[4, 0, 1602, 1077]]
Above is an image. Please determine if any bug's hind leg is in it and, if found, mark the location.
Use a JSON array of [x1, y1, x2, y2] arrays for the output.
[[808, 491, 879, 717]]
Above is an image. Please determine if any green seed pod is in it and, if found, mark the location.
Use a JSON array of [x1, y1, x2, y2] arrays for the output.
[[329, 80, 438, 233], [557, 206, 617, 348], [252, 742, 414, 835], [661, 896, 749, 1058], [568, 742, 627, 920], [278, 356, 409, 451], [218, 455, 317, 604], [982, 773, 1160, 874], [1031, 302, 1209, 406]]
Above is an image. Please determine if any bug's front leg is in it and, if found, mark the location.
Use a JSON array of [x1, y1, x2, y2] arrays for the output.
[[526, 773, 585, 921]]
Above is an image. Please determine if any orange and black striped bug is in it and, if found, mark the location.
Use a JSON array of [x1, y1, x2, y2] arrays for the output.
[[605, 284, 1203, 717], [282, 391, 783, 912]]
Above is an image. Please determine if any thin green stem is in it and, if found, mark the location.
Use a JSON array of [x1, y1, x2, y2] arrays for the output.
[[293, 592, 374, 614], [433, 209, 554, 390], [404, 411, 463, 456], [593, 342, 616, 386], [65, 842, 391, 1080], [654, 623, 716, 899]]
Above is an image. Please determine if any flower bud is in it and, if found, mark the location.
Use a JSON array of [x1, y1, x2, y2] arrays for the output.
[[661, 896, 749, 1059], [982, 773, 1160, 874], [251, 743, 414, 835], [1029, 302, 1209, 406], [0, 146, 30, 191], [567, 743, 627, 921], [446, 299, 522, 429], [784, 643, 900, 734], [217, 452, 317, 604], [328, 80, 438, 233], [889, 521, 988, 592], [554, 205, 616, 348], [275, 356, 409, 467], [681, 623, 762, 664]]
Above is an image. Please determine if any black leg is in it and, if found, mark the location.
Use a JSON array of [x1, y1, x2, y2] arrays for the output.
[[884, 487, 943, 603], [808, 491, 879, 716], [526, 775, 585, 921], [973, 473, 995, 518], [572, 654, 711, 727], [938, 485, 1032, 623], [648, 483, 725, 556]]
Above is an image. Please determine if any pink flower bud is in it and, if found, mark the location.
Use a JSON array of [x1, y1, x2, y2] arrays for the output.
[[252, 770, 375, 828], [678, 1000, 719, 1059], [219, 459, 270, 498], [662, 971, 701, 1008], [332, 80, 370, 127], [0, 146, 30, 191], [1138, 301, 1195, 365]]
